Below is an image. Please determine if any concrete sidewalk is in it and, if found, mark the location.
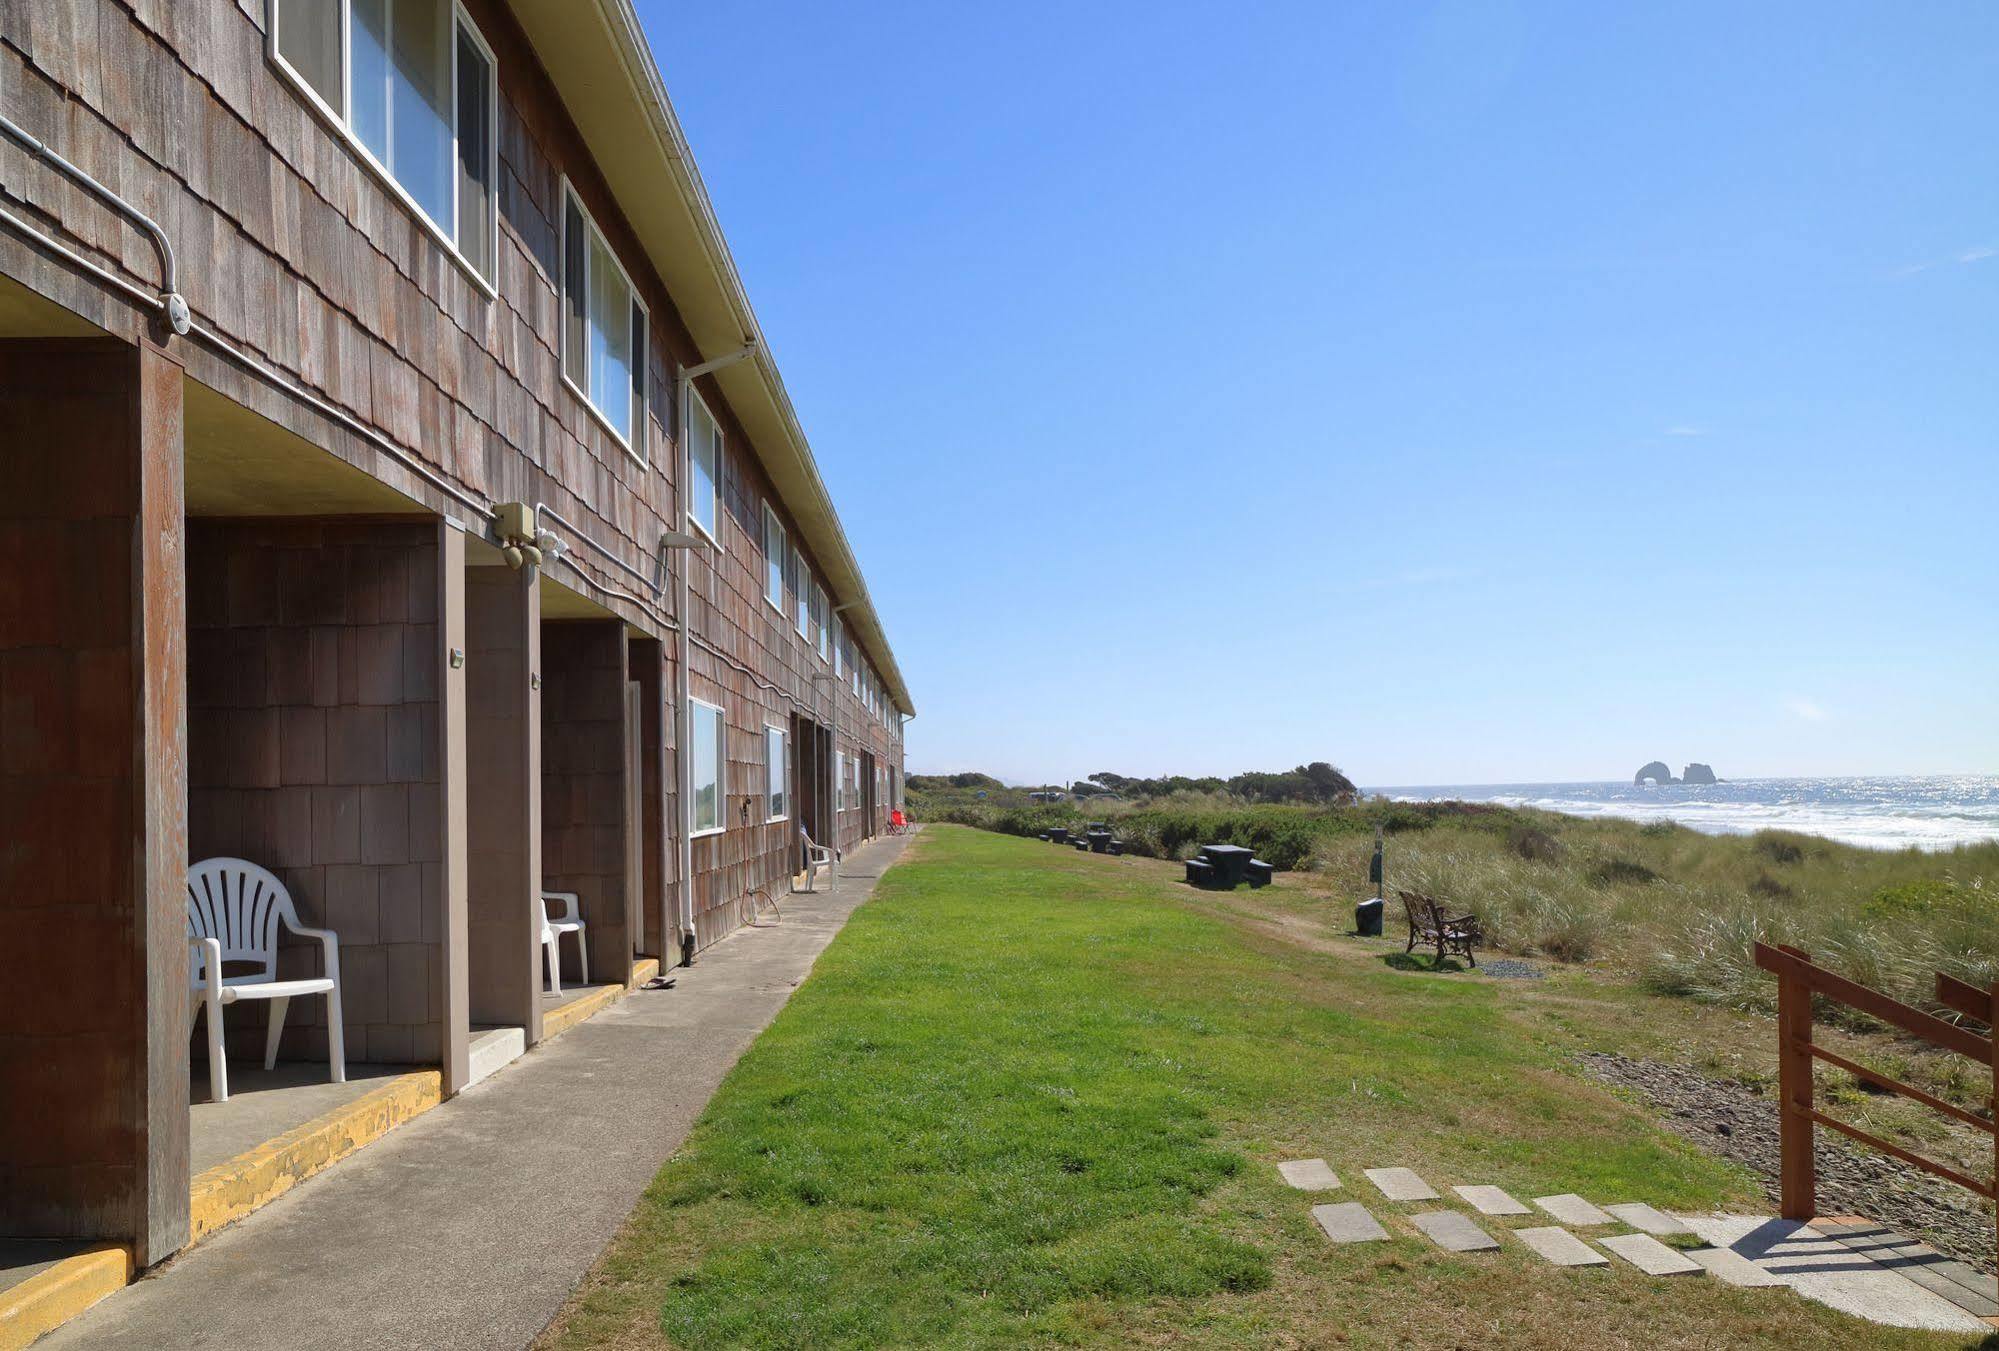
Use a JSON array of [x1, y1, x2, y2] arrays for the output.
[[45, 833, 915, 1351]]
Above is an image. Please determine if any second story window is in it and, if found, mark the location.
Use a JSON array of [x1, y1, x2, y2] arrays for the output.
[[269, 0, 497, 287], [763, 505, 785, 611], [812, 580, 829, 662], [686, 388, 720, 542], [562, 182, 648, 459]]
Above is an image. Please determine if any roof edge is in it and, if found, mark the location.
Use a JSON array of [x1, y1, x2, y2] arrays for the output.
[[517, 0, 914, 717]]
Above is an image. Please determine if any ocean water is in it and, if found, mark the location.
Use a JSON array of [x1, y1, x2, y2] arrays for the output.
[[1370, 775, 1999, 852]]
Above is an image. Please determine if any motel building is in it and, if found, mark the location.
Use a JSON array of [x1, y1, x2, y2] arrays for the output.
[[0, 0, 911, 1327]]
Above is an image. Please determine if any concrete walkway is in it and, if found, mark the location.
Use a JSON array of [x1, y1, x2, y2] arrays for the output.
[[45, 833, 914, 1351]]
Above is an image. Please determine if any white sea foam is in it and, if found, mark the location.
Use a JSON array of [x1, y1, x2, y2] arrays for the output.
[[1373, 776, 1999, 852]]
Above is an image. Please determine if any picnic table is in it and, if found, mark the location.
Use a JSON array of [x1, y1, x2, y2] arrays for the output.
[[1184, 843, 1273, 890]]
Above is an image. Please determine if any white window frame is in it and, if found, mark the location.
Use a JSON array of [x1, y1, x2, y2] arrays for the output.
[[688, 697, 727, 839], [267, 0, 499, 297], [683, 384, 722, 547], [559, 177, 649, 463], [814, 580, 831, 663], [762, 504, 786, 613], [832, 615, 844, 678], [764, 722, 788, 822], [794, 552, 810, 641]]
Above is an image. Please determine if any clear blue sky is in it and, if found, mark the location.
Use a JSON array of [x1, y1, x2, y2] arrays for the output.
[[638, 1, 1999, 787]]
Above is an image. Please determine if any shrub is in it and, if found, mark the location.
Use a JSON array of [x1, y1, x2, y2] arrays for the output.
[[1867, 879, 1959, 917], [1588, 858, 1659, 887], [1754, 834, 1807, 865], [1508, 827, 1564, 863]]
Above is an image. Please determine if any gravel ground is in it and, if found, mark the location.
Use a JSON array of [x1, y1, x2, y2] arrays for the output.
[[1579, 1051, 1995, 1273], [1478, 958, 1546, 980]]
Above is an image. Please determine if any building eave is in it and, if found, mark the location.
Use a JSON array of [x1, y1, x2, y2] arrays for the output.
[[506, 0, 915, 718]]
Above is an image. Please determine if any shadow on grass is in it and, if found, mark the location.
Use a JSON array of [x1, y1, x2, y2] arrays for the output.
[[1381, 951, 1470, 974]]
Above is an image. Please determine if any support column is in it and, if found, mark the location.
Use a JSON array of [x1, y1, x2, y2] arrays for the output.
[[436, 524, 469, 1093], [629, 637, 667, 961], [0, 338, 188, 1264], [465, 565, 540, 1044]]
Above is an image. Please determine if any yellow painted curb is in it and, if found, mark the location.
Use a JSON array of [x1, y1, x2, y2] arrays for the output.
[[0, 1246, 131, 1351], [541, 984, 622, 1041], [541, 960, 660, 1043], [187, 1069, 442, 1247]]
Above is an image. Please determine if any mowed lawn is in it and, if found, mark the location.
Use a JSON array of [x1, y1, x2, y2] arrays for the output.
[[541, 827, 1977, 1350]]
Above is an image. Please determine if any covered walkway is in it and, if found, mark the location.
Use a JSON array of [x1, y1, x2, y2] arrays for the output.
[[41, 833, 913, 1350]]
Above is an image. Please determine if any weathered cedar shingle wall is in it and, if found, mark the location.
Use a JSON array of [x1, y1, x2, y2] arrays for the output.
[[185, 518, 446, 1067], [0, 0, 903, 951]]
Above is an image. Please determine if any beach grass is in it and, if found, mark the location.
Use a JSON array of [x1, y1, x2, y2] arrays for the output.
[[919, 791, 1999, 1027], [538, 827, 1978, 1350]]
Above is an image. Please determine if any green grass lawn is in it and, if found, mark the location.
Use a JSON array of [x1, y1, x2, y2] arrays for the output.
[[542, 827, 1985, 1350]]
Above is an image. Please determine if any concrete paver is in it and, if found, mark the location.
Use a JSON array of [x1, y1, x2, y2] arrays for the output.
[[1687, 1245, 1787, 1288], [1815, 1224, 1999, 1314], [1278, 1159, 1340, 1191], [1599, 1233, 1702, 1276], [1534, 1193, 1612, 1226], [1453, 1184, 1528, 1216], [40, 834, 914, 1351], [1514, 1226, 1609, 1267], [1363, 1167, 1438, 1201], [1603, 1202, 1693, 1236], [1311, 1203, 1388, 1244], [1410, 1211, 1499, 1253], [1683, 1216, 1990, 1333]]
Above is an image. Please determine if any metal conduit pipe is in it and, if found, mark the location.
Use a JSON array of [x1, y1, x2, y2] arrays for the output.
[[0, 158, 496, 527], [1, 111, 187, 333]]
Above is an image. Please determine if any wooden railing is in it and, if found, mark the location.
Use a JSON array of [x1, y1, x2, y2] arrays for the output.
[[1753, 943, 1997, 1259]]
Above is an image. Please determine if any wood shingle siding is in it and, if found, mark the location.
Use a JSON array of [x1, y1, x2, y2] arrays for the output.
[[1, 0, 904, 951]]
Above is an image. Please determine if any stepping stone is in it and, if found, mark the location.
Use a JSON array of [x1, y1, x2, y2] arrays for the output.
[[1411, 1210, 1499, 1253], [1600, 1233, 1701, 1276], [1534, 1193, 1613, 1226], [1453, 1184, 1528, 1216], [1688, 1245, 1788, 1288], [1363, 1167, 1439, 1201], [1277, 1159, 1340, 1191], [1312, 1202, 1388, 1244], [1603, 1202, 1693, 1236], [1514, 1226, 1610, 1267]]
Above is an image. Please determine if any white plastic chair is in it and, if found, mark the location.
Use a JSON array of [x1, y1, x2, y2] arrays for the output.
[[800, 828, 834, 893], [540, 891, 588, 994], [187, 857, 345, 1104]]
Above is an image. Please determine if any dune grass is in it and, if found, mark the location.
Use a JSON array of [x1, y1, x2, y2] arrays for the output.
[[923, 790, 1999, 1027], [540, 827, 1984, 1349]]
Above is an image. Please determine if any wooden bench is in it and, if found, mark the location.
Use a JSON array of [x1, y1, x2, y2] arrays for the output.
[[1397, 890, 1482, 967]]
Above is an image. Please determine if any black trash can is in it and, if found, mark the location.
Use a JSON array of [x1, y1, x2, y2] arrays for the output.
[[1355, 897, 1384, 937]]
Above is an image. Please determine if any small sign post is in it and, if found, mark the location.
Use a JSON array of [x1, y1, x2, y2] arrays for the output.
[[1355, 826, 1386, 937]]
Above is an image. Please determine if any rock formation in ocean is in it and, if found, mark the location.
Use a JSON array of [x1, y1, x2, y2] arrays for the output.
[[1634, 761, 1675, 785], [1681, 763, 1717, 785]]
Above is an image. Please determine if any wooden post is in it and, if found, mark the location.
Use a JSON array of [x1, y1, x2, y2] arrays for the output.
[[1990, 979, 1997, 1266], [1776, 946, 1817, 1221]]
